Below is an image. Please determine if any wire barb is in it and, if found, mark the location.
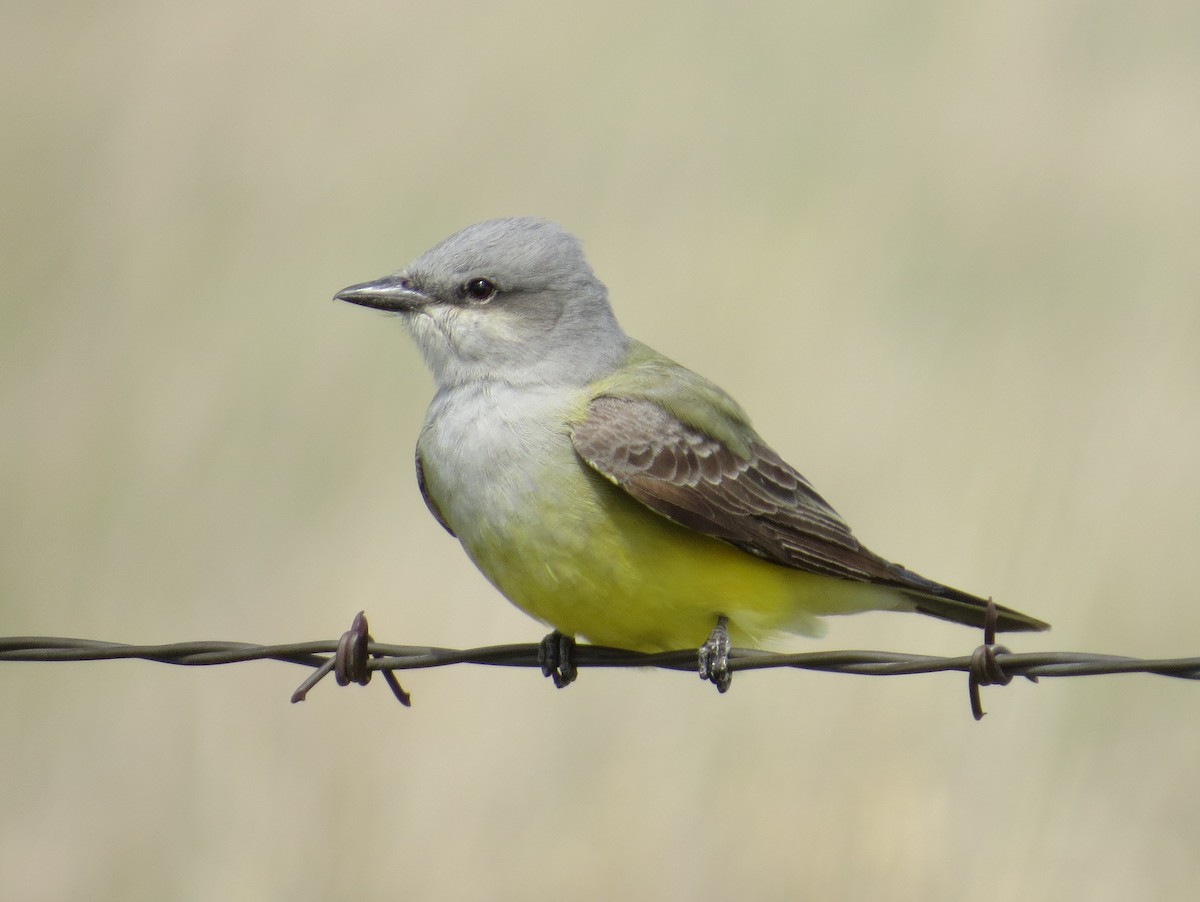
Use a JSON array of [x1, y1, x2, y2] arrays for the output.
[[291, 612, 411, 706], [967, 599, 1039, 720]]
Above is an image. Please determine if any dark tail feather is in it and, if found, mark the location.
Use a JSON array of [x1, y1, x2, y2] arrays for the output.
[[910, 592, 1049, 632], [892, 568, 1050, 632]]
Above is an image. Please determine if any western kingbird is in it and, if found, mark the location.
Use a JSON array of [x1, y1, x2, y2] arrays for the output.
[[335, 217, 1047, 690]]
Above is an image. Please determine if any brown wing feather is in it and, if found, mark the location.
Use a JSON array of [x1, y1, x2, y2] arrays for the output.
[[572, 396, 893, 582], [572, 396, 1049, 632]]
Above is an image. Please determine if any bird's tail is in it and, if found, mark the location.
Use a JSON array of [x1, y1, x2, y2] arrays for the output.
[[892, 567, 1050, 632]]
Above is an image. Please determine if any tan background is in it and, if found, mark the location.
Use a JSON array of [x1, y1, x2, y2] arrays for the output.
[[3, 2, 1199, 900]]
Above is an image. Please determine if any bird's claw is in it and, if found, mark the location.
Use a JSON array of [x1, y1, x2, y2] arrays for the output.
[[698, 616, 732, 693], [538, 631, 577, 688]]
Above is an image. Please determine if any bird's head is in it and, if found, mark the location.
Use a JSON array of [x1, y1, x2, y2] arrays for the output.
[[336, 217, 628, 388]]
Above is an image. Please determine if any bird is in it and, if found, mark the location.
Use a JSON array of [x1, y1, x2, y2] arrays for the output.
[[335, 217, 1047, 691]]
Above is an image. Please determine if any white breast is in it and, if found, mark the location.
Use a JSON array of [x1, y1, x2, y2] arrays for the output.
[[416, 381, 581, 538]]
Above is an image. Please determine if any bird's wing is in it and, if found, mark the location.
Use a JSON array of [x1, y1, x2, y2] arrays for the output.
[[571, 395, 896, 583], [571, 394, 1050, 632], [415, 449, 456, 537]]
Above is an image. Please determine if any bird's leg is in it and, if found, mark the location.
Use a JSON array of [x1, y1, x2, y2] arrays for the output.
[[698, 615, 732, 693], [538, 630, 577, 688]]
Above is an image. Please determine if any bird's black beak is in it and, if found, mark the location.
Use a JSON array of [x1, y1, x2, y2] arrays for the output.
[[334, 274, 430, 312]]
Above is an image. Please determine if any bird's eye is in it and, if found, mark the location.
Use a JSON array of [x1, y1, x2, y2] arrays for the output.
[[462, 278, 497, 302]]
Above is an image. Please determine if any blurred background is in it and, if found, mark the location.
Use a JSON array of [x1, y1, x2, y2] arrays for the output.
[[2, 1, 1199, 899]]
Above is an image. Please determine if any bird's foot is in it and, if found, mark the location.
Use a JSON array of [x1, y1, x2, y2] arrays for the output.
[[538, 631, 577, 688], [698, 616, 732, 693]]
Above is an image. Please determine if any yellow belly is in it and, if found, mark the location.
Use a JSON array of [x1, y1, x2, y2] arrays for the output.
[[460, 469, 903, 651]]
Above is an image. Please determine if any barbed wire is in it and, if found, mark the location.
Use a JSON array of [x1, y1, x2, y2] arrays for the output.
[[2, 609, 1198, 720]]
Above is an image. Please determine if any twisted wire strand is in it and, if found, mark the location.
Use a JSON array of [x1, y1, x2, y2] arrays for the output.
[[2, 609, 1198, 720]]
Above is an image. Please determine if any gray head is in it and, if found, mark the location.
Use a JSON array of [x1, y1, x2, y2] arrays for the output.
[[335, 218, 628, 388]]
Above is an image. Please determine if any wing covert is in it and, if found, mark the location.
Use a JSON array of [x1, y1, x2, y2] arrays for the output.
[[571, 396, 896, 583]]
